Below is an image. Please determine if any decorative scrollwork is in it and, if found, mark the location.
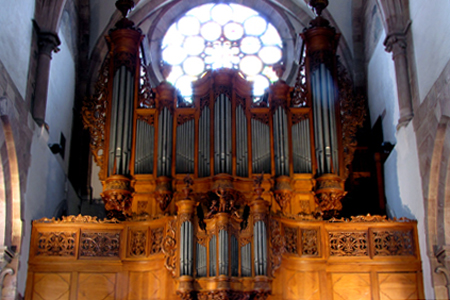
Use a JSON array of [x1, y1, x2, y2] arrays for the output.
[[197, 290, 253, 300], [37, 232, 76, 256], [302, 229, 319, 256], [270, 219, 284, 276], [81, 55, 110, 180], [138, 63, 155, 108], [151, 227, 164, 254], [291, 59, 308, 107], [329, 232, 368, 256], [274, 191, 292, 211], [177, 114, 195, 125], [284, 226, 298, 254], [129, 229, 147, 257], [80, 231, 120, 257], [338, 62, 366, 180], [251, 113, 269, 125], [328, 214, 415, 223], [137, 114, 154, 125], [291, 113, 309, 125], [373, 230, 414, 256], [162, 219, 177, 277]]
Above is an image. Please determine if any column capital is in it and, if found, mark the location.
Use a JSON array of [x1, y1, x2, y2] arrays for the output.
[[33, 20, 61, 57], [384, 32, 407, 53]]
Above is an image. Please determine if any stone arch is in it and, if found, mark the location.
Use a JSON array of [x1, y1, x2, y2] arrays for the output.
[[0, 97, 23, 299], [427, 115, 450, 299]]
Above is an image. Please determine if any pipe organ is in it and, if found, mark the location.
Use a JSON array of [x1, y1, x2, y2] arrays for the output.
[[26, 1, 424, 300]]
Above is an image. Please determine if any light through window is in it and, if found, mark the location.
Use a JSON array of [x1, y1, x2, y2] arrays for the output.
[[161, 3, 283, 101]]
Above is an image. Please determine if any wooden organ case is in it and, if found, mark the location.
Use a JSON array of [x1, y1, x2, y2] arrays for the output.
[[25, 1, 425, 299]]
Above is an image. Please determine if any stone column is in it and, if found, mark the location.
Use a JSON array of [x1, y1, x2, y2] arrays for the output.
[[379, 0, 414, 128], [384, 32, 414, 127], [33, 28, 60, 127]]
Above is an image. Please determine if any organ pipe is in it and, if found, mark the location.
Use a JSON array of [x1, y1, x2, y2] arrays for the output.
[[292, 117, 312, 173], [134, 119, 154, 174], [176, 119, 195, 174], [157, 107, 173, 177], [251, 118, 271, 174], [196, 243, 207, 277], [241, 243, 251, 277], [236, 105, 248, 177], [273, 107, 290, 176], [253, 221, 267, 276], [180, 221, 193, 276], [214, 94, 232, 175], [198, 107, 211, 177], [209, 235, 217, 276], [219, 230, 228, 275]]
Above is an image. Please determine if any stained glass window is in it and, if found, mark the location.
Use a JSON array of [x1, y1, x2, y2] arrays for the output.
[[161, 3, 283, 101]]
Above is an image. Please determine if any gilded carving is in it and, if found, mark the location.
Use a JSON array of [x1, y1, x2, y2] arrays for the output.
[[302, 229, 319, 256], [291, 113, 309, 125], [156, 193, 172, 212], [314, 191, 346, 214], [197, 290, 254, 300], [34, 214, 120, 224], [137, 201, 148, 215], [137, 114, 155, 125], [329, 232, 368, 256], [251, 113, 269, 125], [373, 230, 414, 256], [80, 231, 120, 257], [291, 60, 308, 108], [151, 227, 164, 254], [338, 63, 366, 180], [270, 219, 284, 276], [162, 219, 177, 277], [138, 64, 155, 108], [328, 214, 415, 223], [177, 114, 195, 125], [81, 55, 110, 180], [129, 229, 147, 257], [37, 232, 76, 256], [274, 191, 291, 211], [284, 226, 298, 254]]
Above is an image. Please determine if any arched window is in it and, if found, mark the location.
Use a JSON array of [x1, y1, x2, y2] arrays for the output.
[[161, 3, 284, 101]]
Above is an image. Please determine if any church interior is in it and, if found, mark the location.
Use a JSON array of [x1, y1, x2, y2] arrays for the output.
[[1, 0, 450, 299]]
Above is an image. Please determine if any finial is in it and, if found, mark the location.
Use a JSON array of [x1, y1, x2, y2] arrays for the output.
[[309, 0, 329, 16], [116, 0, 135, 18]]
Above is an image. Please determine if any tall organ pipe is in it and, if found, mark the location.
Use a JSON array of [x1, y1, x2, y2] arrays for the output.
[[198, 107, 210, 177], [157, 107, 173, 176], [108, 65, 135, 176], [176, 119, 194, 174], [273, 107, 289, 176], [134, 119, 154, 174], [253, 221, 267, 276], [196, 243, 207, 277], [214, 95, 232, 174], [236, 105, 248, 177], [180, 221, 193, 276], [292, 118, 312, 173], [312, 64, 338, 175], [252, 118, 271, 174], [209, 235, 217, 276]]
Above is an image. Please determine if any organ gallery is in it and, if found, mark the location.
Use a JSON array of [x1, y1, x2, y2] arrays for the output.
[[25, 0, 425, 299]]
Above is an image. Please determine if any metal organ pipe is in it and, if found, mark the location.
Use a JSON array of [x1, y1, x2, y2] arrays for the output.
[[198, 107, 210, 177], [180, 221, 193, 276], [157, 107, 173, 177], [312, 64, 338, 175], [241, 243, 251, 277], [253, 221, 267, 276], [214, 95, 232, 174], [219, 230, 228, 275], [273, 107, 289, 176], [252, 119, 271, 174], [236, 105, 248, 177], [292, 118, 312, 173], [134, 119, 154, 174], [196, 243, 207, 277], [108, 65, 135, 176], [176, 119, 194, 174], [209, 235, 217, 276], [231, 235, 239, 276]]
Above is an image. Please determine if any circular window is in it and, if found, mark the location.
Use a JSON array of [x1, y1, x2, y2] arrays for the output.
[[161, 3, 283, 100]]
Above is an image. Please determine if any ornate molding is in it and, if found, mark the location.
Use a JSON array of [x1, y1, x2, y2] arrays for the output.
[[284, 226, 298, 255], [328, 214, 415, 223], [101, 175, 134, 219], [151, 227, 164, 254], [34, 214, 121, 224], [129, 229, 147, 257], [302, 229, 319, 256]]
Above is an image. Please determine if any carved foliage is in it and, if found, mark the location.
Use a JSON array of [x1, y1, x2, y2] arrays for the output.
[[329, 232, 368, 256], [137, 114, 154, 125], [81, 56, 110, 180], [178, 114, 195, 125], [129, 228, 147, 257], [162, 219, 177, 277], [302, 229, 319, 256], [37, 232, 76, 256], [274, 191, 292, 211], [291, 113, 309, 125], [151, 227, 164, 254], [251, 113, 269, 125], [196, 290, 267, 300], [373, 230, 414, 256], [315, 191, 346, 213], [270, 219, 284, 276], [291, 59, 308, 107], [284, 226, 298, 254], [80, 231, 120, 257], [138, 64, 155, 108]]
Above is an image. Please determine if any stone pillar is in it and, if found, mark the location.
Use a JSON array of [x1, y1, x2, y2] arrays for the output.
[[33, 28, 60, 127], [379, 0, 414, 128]]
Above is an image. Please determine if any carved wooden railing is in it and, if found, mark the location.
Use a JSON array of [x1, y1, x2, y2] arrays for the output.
[[26, 214, 424, 300]]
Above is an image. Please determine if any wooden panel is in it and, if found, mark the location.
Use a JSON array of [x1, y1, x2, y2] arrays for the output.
[[77, 273, 116, 300], [378, 273, 418, 300], [128, 271, 163, 299], [331, 273, 371, 300], [32, 273, 70, 300], [283, 270, 320, 300]]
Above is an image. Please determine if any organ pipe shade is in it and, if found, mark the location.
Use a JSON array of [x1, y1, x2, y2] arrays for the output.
[[134, 119, 155, 174], [292, 117, 312, 173], [312, 64, 338, 175], [198, 106, 211, 177], [251, 118, 271, 174], [214, 94, 232, 175], [157, 107, 173, 177], [176, 119, 195, 174], [273, 107, 290, 176], [108, 65, 135, 176], [180, 221, 193, 276]]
